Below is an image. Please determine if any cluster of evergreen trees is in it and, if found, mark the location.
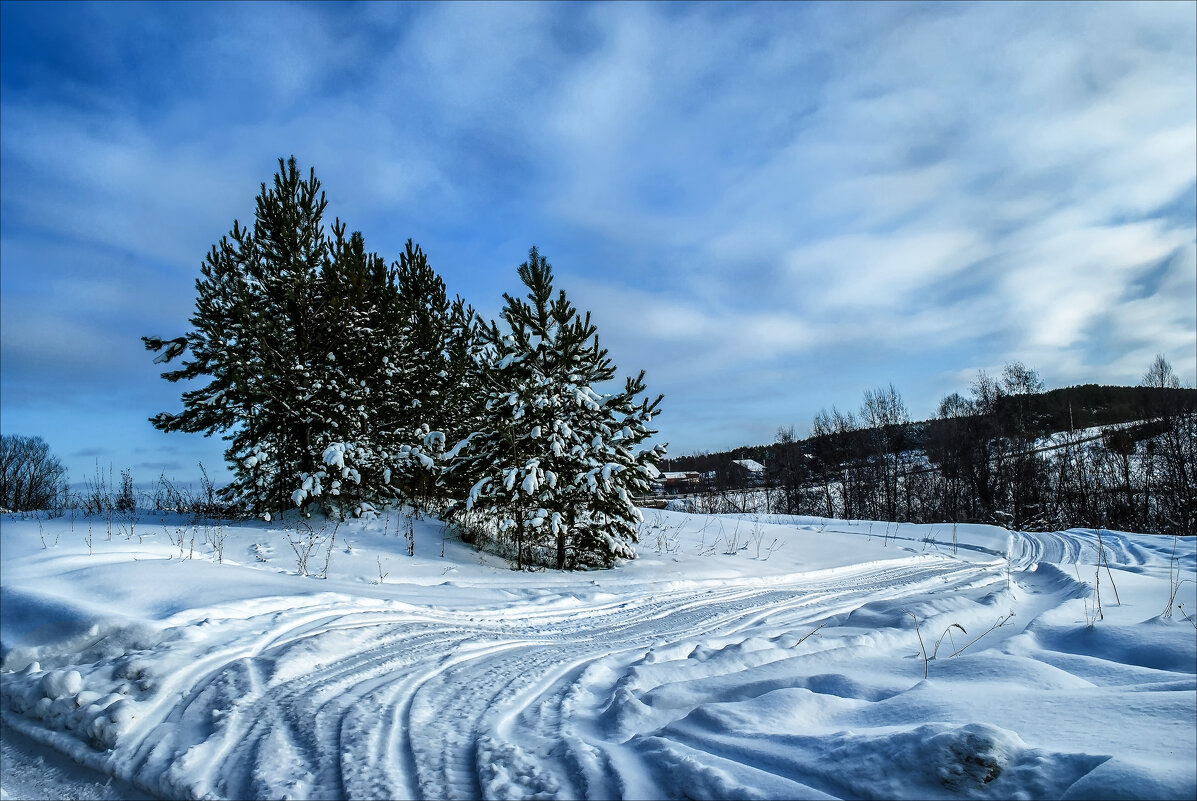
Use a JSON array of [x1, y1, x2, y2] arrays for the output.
[[146, 157, 664, 568]]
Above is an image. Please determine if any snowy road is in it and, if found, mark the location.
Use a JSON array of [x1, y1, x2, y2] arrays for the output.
[[2, 512, 1195, 800]]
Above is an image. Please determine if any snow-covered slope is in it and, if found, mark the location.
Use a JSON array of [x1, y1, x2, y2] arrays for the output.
[[1, 509, 1194, 800]]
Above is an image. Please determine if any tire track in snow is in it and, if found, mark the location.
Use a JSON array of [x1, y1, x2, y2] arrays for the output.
[[1006, 527, 1163, 575], [4, 555, 1008, 800], [398, 557, 999, 800]]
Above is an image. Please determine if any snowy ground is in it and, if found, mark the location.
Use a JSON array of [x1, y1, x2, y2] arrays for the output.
[[1, 508, 1194, 800]]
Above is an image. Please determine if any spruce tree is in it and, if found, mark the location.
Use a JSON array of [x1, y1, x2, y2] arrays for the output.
[[148, 157, 340, 514], [438, 298, 488, 480], [287, 237, 482, 518], [384, 241, 458, 507], [291, 221, 400, 517], [446, 247, 664, 568], [561, 368, 664, 567]]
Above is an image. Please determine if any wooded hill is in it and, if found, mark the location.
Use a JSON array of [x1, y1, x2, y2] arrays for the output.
[[670, 378, 1196, 536], [677, 385, 1195, 470]]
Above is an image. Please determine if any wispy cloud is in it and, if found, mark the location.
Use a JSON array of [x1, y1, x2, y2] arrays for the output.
[[1, 0, 1192, 472]]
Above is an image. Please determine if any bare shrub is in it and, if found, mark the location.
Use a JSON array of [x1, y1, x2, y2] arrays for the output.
[[373, 555, 390, 585], [403, 510, 416, 557], [204, 521, 229, 563], [287, 519, 340, 578]]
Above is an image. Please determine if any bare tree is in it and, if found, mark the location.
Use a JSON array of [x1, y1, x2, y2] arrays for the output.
[[860, 383, 910, 521], [1050, 428, 1099, 530], [770, 425, 809, 515], [926, 392, 972, 523], [1140, 354, 1195, 534], [1142, 353, 1181, 392], [810, 407, 862, 519], [998, 362, 1048, 530], [0, 435, 67, 512]]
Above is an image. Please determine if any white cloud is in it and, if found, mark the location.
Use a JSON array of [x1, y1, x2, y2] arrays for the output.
[[785, 229, 985, 311], [998, 214, 1191, 352]]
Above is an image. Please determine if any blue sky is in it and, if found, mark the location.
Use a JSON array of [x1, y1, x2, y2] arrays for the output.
[[2, 0, 1195, 487]]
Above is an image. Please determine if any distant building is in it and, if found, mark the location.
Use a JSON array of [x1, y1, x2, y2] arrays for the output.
[[661, 471, 702, 492], [732, 459, 767, 485]]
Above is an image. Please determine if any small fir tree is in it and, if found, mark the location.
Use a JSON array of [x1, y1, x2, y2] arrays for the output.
[[446, 247, 664, 568]]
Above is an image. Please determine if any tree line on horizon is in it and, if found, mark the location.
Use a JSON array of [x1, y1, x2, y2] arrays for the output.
[[673, 359, 1196, 536], [142, 157, 665, 569]]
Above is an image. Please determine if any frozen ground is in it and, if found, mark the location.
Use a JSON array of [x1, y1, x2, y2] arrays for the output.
[[1, 508, 1194, 800]]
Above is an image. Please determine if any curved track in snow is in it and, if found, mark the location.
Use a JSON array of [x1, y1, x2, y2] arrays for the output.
[[3, 556, 1026, 798], [3, 518, 1194, 800]]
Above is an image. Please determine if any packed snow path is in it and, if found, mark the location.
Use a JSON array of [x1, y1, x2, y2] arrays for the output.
[[2, 512, 1194, 800]]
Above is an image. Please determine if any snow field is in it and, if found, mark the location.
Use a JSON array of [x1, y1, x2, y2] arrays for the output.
[[1, 509, 1194, 800]]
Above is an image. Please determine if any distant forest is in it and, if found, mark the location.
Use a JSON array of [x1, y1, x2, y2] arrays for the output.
[[668, 363, 1196, 536]]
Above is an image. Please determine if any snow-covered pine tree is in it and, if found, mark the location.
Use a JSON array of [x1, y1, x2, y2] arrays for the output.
[[296, 238, 485, 519], [436, 296, 488, 496], [248, 159, 333, 511], [144, 211, 264, 509], [291, 221, 402, 518], [147, 157, 335, 515], [446, 247, 665, 569], [381, 241, 458, 509], [562, 368, 666, 568]]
